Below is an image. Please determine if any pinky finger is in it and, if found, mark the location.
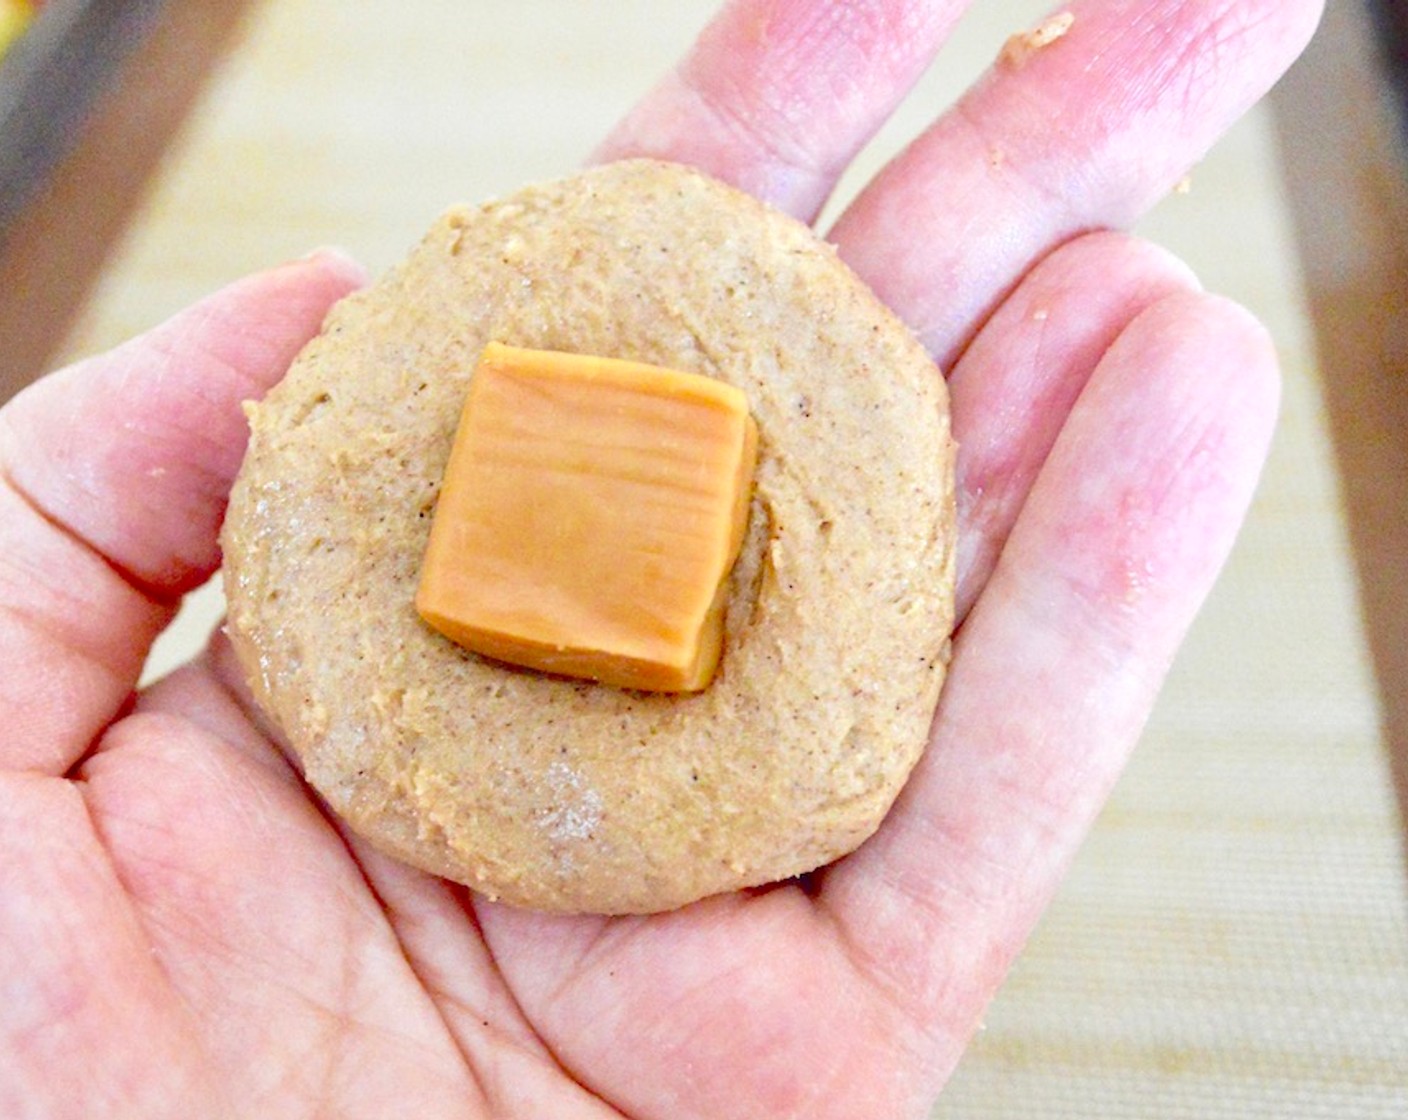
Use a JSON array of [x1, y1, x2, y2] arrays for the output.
[[821, 290, 1280, 1062]]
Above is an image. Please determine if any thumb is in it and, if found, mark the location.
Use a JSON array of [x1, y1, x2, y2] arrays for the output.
[[0, 250, 365, 775]]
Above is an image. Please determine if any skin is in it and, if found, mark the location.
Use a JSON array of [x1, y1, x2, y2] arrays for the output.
[[0, 1, 1324, 1117]]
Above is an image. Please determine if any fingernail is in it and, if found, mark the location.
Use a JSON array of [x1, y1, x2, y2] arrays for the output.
[[298, 245, 370, 284]]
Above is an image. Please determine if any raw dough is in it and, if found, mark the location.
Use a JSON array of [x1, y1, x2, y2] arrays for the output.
[[222, 160, 956, 913]]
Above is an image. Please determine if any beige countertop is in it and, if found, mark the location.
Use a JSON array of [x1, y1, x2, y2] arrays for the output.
[[8, 1, 1406, 1115]]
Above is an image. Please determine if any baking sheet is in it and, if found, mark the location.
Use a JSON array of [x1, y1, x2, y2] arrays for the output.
[[0, 0, 165, 244]]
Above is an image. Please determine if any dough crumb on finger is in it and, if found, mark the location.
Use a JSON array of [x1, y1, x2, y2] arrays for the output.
[[1000, 11, 1075, 69]]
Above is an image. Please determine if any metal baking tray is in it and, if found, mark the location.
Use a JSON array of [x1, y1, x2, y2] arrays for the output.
[[0, 0, 165, 244]]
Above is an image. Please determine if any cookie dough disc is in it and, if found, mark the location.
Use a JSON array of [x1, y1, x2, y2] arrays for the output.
[[222, 160, 956, 914]]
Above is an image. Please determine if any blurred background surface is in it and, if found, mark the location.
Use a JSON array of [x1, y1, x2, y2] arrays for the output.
[[1, 2, 1405, 1115]]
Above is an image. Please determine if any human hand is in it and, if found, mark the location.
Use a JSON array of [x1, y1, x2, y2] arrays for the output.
[[0, 2, 1322, 1117]]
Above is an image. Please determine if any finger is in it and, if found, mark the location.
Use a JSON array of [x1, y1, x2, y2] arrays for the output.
[[949, 230, 1198, 619], [829, 0, 1324, 367], [0, 252, 364, 776], [594, 0, 969, 220], [820, 291, 1279, 1070], [2, 251, 366, 591]]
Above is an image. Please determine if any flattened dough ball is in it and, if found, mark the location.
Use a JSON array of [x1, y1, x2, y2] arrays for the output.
[[222, 160, 956, 914]]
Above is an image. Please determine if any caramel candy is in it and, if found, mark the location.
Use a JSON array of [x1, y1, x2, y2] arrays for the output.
[[416, 343, 758, 692]]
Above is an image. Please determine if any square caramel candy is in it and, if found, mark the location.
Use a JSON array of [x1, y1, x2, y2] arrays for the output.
[[416, 343, 758, 692]]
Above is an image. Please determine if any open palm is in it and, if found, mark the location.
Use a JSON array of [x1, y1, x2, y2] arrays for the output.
[[0, 2, 1322, 1117]]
